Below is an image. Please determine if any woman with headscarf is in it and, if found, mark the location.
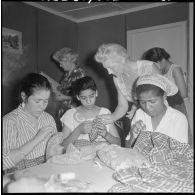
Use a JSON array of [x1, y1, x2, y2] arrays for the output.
[[125, 74, 188, 147]]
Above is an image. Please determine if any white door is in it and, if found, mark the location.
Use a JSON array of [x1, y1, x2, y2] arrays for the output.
[[127, 21, 187, 78]]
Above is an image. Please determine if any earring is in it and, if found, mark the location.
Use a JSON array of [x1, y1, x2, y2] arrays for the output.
[[21, 102, 25, 108], [164, 99, 168, 106]]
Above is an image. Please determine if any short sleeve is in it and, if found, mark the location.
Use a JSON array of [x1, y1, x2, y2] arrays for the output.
[[171, 114, 188, 143], [99, 107, 111, 115], [137, 60, 154, 75], [60, 109, 74, 130]]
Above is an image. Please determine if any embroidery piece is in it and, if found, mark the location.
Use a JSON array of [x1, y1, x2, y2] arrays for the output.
[[89, 118, 105, 142]]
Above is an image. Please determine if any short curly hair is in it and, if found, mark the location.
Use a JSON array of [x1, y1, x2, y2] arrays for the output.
[[52, 47, 78, 64], [95, 43, 128, 66]]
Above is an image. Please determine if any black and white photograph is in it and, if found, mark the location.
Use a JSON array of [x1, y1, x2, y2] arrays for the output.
[[2, 1, 194, 193]]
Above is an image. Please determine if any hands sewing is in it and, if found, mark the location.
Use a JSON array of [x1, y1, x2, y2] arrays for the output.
[[126, 104, 137, 120], [79, 121, 93, 134], [126, 120, 146, 148], [97, 114, 115, 125], [35, 126, 54, 142], [131, 120, 146, 139], [96, 122, 107, 137]]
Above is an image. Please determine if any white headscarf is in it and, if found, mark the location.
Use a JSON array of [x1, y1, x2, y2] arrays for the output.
[[136, 74, 178, 96]]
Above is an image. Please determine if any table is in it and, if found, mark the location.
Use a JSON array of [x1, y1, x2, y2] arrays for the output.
[[14, 160, 117, 192]]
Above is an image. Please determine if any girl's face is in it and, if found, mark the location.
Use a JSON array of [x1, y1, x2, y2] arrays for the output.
[[138, 90, 165, 117], [23, 89, 51, 118], [77, 89, 97, 110]]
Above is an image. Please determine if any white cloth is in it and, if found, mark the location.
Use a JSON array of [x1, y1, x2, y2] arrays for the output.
[[126, 106, 188, 143], [115, 60, 156, 102], [60, 107, 111, 141], [136, 73, 178, 96]]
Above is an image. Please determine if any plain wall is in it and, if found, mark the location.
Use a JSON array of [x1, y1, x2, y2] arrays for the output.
[[77, 3, 189, 112], [2, 2, 37, 115], [77, 15, 126, 112], [37, 9, 77, 122]]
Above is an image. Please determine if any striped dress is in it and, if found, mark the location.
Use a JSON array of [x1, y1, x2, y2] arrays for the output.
[[3, 104, 57, 171]]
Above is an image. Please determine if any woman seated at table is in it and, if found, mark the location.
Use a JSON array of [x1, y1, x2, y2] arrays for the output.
[[3, 73, 59, 174], [60, 76, 121, 150], [125, 74, 188, 148]]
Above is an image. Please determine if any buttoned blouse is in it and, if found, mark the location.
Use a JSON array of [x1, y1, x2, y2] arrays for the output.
[[3, 104, 57, 169]]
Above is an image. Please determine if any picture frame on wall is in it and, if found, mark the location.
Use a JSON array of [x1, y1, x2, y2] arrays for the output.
[[2, 27, 23, 54]]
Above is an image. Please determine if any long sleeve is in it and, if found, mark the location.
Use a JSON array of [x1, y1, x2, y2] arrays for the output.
[[3, 117, 18, 169]]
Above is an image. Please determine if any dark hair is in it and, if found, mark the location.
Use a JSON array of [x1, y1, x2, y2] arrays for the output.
[[136, 84, 165, 98], [70, 76, 97, 106], [71, 76, 97, 97], [142, 47, 170, 62], [20, 73, 51, 98]]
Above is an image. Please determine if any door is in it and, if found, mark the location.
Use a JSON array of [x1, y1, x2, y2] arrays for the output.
[[127, 21, 187, 79]]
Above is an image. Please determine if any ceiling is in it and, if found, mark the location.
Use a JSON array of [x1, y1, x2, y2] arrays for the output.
[[25, 2, 173, 23]]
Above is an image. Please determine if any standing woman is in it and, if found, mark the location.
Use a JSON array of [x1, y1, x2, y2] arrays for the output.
[[94, 43, 162, 125], [142, 47, 188, 115], [3, 73, 58, 174]]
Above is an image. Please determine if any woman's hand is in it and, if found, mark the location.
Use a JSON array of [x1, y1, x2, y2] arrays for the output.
[[35, 126, 54, 142], [97, 114, 115, 125], [96, 123, 107, 137], [79, 121, 93, 134], [47, 144, 64, 159], [131, 120, 146, 139], [126, 105, 137, 120]]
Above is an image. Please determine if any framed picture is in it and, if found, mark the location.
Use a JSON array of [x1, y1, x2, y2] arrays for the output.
[[2, 27, 23, 54]]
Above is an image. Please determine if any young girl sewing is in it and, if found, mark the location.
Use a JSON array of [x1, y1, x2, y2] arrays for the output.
[[60, 76, 121, 150]]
